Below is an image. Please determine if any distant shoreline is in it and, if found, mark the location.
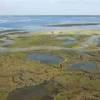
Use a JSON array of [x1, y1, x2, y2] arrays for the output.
[[48, 23, 100, 27]]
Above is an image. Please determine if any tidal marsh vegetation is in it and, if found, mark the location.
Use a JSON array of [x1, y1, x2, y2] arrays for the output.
[[0, 30, 100, 100]]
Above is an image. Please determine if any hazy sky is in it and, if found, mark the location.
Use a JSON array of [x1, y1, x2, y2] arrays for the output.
[[0, 0, 100, 15]]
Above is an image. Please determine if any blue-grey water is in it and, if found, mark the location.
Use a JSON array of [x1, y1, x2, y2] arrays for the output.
[[28, 53, 63, 64], [71, 61, 97, 72], [0, 16, 100, 32]]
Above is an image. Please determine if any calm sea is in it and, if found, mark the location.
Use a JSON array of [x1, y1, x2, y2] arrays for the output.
[[0, 16, 100, 32]]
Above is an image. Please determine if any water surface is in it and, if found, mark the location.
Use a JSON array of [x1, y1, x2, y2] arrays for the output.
[[0, 16, 100, 32], [7, 80, 62, 100], [71, 61, 97, 72], [28, 53, 63, 64]]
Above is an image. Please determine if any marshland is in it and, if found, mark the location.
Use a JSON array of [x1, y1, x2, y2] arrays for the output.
[[0, 16, 100, 100]]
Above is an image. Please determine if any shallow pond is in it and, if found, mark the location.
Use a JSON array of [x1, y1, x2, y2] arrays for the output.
[[28, 53, 63, 65], [64, 40, 77, 46], [71, 61, 97, 72], [56, 36, 78, 46], [7, 80, 61, 100]]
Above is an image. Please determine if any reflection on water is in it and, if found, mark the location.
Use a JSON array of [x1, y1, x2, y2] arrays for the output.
[[7, 80, 62, 100], [28, 53, 63, 65], [71, 61, 97, 72]]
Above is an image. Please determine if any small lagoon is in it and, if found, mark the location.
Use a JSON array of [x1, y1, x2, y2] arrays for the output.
[[7, 80, 61, 100], [64, 40, 77, 46], [28, 53, 63, 65], [55, 36, 78, 47], [71, 61, 97, 72]]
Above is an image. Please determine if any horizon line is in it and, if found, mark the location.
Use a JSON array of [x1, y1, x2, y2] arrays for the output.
[[0, 15, 100, 16]]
